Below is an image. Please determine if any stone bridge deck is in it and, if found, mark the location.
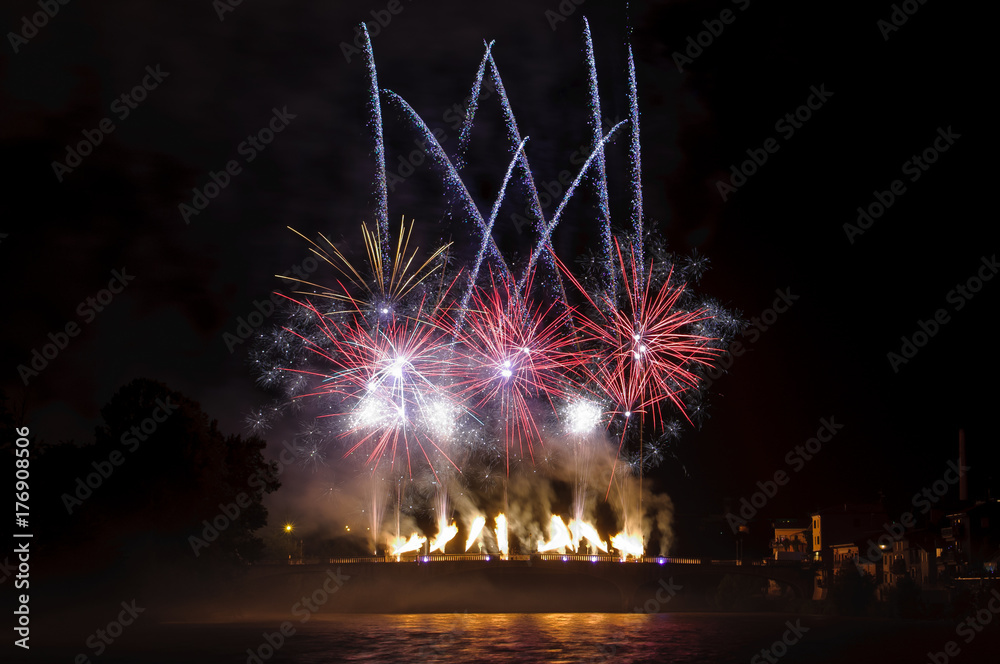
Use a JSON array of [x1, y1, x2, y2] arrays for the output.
[[235, 555, 816, 613]]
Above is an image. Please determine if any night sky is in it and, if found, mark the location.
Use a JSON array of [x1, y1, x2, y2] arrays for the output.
[[2, 0, 994, 555]]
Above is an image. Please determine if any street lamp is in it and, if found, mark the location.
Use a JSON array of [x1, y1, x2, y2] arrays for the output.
[[283, 522, 301, 562]]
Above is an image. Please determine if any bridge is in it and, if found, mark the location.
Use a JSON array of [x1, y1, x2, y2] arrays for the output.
[[234, 555, 816, 613]]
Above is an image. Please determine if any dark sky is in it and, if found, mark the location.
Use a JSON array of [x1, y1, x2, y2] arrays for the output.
[[2, 0, 994, 548]]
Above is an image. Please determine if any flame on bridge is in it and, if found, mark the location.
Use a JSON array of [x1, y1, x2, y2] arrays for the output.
[[384, 514, 644, 559]]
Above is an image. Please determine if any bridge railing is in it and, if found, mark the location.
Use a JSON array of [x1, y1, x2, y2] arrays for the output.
[[318, 554, 745, 565], [271, 555, 806, 566]]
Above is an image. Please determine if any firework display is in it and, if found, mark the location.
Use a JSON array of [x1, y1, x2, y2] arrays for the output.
[[248, 21, 740, 560]]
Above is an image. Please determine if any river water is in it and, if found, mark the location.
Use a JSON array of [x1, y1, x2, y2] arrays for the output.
[[40, 612, 998, 663]]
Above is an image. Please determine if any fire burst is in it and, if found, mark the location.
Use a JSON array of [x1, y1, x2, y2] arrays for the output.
[[557, 238, 724, 434], [281, 217, 452, 318], [282, 292, 462, 479]]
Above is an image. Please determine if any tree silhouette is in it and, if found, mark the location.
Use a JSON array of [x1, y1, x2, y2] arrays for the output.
[[38, 378, 279, 570]]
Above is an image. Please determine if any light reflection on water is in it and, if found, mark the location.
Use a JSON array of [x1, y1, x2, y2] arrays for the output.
[[279, 613, 790, 664], [113, 612, 975, 664]]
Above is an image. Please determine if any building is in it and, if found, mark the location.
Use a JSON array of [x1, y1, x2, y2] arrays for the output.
[[880, 531, 937, 587], [830, 541, 880, 577], [941, 500, 1000, 577], [770, 518, 810, 562], [809, 503, 889, 599]]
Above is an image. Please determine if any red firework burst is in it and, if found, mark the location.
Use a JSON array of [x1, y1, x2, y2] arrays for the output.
[[280, 292, 463, 478], [556, 238, 722, 432], [450, 268, 587, 473]]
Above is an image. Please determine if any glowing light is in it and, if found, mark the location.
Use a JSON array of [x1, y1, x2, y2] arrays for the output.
[[565, 400, 603, 435], [429, 521, 458, 554], [569, 519, 609, 553], [611, 532, 644, 559], [422, 399, 458, 441], [389, 356, 407, 379], [465, 515, 487, 552], [495, 514, 509, 559], [390, 533, 426, 557], [537, 515, 573, 553]]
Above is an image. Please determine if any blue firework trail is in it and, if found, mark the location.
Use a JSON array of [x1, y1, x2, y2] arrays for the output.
[[485, 51, 574, 327], [583, 18, 615, 295], [361, 25, 390, 278], [454, 40, 494, 172], [627, 45, 644, 299]]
